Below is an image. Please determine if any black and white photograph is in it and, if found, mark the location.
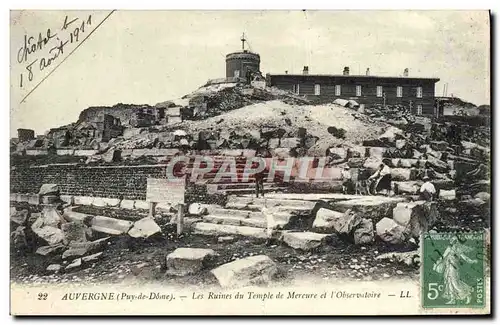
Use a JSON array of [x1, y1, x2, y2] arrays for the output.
[[9, 10, 491, 315]]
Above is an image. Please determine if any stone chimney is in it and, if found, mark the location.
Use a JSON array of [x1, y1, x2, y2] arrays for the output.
[[403, 68, 409, 77], [303, 66, 309, 75], [366, 68, 370, 76], [285, 70, 288, 74], [343, 67, 350, 76]]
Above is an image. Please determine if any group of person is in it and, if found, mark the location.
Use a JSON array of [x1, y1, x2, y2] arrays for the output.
[[341, 161, 436, 200]]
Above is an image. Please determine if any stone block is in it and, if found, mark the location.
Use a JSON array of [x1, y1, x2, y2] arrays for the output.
[[120, 199, 135, 210], [74, 196, 95, 206], [313, 208, 361, 235], [134, 200, 150, 210], [91, 216, 133, 235], [28, 194, 41, 205], [128, 217, 161, 238], [281, 231, 332, 251], [166, 248, 216, 276], [61, 221, 88, 245], [353, 218, 374, 245], [392, 201, 437, 237], [375, 217, 407, 244], [211, 255, 278, 288]]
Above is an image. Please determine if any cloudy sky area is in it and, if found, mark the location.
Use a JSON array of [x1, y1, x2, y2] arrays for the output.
[[10, 10, 490, 137]]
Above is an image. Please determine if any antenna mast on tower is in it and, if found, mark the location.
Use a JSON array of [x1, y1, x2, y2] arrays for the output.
[[241, 32, 246, 51]]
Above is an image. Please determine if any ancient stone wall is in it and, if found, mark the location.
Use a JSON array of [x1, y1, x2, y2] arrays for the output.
[[10, 164, 167, 200]]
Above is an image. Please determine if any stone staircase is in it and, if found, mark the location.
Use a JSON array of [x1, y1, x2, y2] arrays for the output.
[[191, 195, 318, 239]]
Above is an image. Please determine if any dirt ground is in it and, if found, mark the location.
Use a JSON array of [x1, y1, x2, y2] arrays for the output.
[[10, 200, 489, 288]]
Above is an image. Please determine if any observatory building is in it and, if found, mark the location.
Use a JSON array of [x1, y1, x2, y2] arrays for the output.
[[225, 33, 261, 79]]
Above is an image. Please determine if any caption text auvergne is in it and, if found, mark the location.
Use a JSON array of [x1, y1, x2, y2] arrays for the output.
[[60, 290, 383, 302]]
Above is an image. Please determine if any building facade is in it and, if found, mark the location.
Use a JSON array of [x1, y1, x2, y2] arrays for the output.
[[266, 67, 440, 116], [17, 128, 35, 143]]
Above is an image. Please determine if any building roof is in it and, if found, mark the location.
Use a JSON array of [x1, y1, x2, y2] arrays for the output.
[[267, 73, 440, 82]]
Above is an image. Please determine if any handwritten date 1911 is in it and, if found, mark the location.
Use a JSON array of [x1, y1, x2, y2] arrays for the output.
[[19, 14, 92, 88]]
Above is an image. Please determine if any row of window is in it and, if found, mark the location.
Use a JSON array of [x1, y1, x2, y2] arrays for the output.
[[298, 84, 424, 98]]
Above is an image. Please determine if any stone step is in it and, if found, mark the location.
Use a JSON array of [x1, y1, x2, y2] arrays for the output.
[[202, 215, 291, 229], [225, 201, 314, 214], [216, 188, 288, 195], [191, 222, 268, 239], [214, 182, 277, 190], [209, 207, 292, 219], [227, 196, 317, 209]]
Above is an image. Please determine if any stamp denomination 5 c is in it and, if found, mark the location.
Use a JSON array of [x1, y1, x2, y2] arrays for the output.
[[422, 231, 485, 308]]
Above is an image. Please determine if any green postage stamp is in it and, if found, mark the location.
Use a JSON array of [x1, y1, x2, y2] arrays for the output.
[[422, 231, 486, 308]]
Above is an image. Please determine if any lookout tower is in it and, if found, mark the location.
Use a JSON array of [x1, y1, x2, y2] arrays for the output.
[[225, 33, 261, 79]]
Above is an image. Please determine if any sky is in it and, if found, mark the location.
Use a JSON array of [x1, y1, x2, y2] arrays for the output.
[[9, 10, 490, 138]]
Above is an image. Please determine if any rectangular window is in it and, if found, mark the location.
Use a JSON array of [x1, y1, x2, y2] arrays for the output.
[[293, 84, 300, 95], [234, 70, 240, 78], [416, 86, 423, 98], [397, 86, 403, 98], [417, 105, 423, 115], [335, 85, 341, 96], [356, 85, 362, 97], [314, 84, 321, 95], [376, 86, 383, 98]]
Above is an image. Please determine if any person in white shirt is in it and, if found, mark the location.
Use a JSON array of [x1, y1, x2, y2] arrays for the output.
[[368, 162, 392, 195], [260, 200, 276, 246], [420, 176, 436, 201]]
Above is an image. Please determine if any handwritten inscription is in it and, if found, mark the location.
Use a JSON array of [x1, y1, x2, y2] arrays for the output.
[[17, 14, 92, 88]]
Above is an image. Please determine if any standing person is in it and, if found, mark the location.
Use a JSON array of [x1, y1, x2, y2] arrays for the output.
[[419, 176, 436, 201], [368, 161, 392, 195], [261, 200, 276, 246], [341, 165, 354, 194], [254, 148, 268, 198]]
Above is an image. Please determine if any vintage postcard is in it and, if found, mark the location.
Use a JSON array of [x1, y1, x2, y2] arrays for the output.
[[9, 10, 491, 315]]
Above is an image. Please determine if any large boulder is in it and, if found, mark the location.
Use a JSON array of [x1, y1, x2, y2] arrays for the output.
[[91, 216, 133, 235], [474, 192, 490, 202], [392, 201, 438, 237], [332, 197, 406, 222], [312, 208, 361, 234], [426, 155, 449, 173], [61, 221, 88, 245], [353, 218, 374, 244], [391, 168, 417, 181], [393, 181, 422, 195], [379, 126, 404, 145], [281, 231, 332, 251], [128, 217, 161, 238], [188, 203, 207, 216], [211, 255, 278, 288], [10, 209, 29, 225], [375, 217, 407, 244], [166, 248, 216, 276], [33, 226, 64, 246], [32, 207, 64, 230], [39, 184, 59, 196]]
